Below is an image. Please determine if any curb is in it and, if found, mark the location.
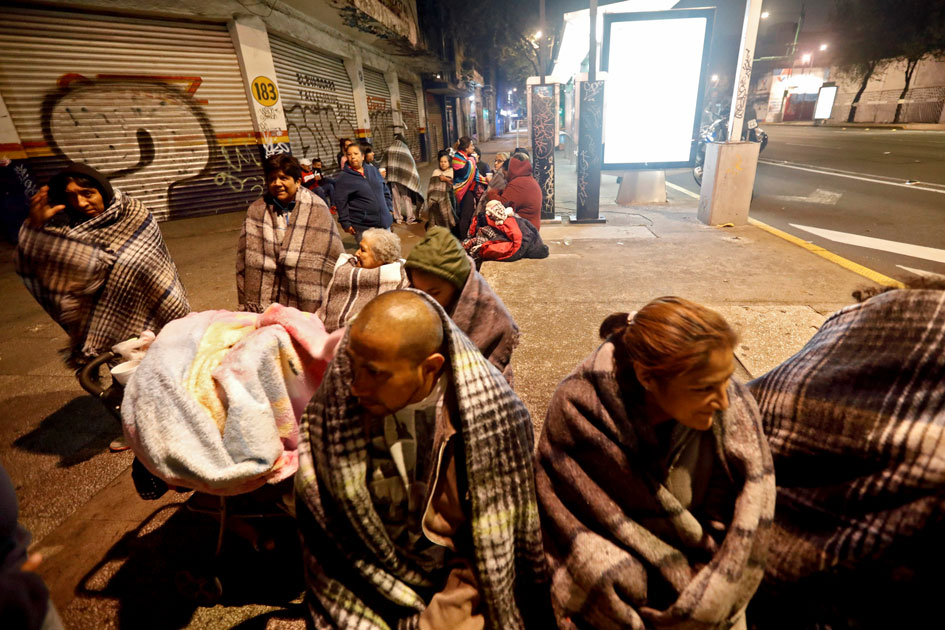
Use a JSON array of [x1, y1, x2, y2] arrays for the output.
[[746, 218, 904, 288]]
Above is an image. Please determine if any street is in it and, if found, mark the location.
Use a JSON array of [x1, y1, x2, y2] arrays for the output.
[[666, 125, 945, 283]]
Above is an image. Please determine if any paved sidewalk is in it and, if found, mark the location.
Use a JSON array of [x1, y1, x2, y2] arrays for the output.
[[0, 135, 875, 628]]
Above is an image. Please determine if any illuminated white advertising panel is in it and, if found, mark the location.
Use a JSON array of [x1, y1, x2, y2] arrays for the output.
[[814, 84, 838, 120], [601, 10, 714, 169]]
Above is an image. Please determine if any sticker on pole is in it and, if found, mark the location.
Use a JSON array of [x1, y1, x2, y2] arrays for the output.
[[251, 76, 279, 106]]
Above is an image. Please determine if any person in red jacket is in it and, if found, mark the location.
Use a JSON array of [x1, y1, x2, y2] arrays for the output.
[[486, 152, 542, 231]]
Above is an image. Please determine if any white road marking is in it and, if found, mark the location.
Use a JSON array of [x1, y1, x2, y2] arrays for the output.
[[897, 265, 945, 279], [791, 224, 945, 264], [665, 181, 700, 199], [773, 188, 842, 205], [760, 159, 945, 194]]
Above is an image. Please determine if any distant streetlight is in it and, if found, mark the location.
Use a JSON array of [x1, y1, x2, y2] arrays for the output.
[[711, 74, 719, 82], [513, 87, 517, 92], [801, 53, 812, 64], [534, 30, 542, 39], [761, 11, 769, 18], [819, 43, 828, 51]]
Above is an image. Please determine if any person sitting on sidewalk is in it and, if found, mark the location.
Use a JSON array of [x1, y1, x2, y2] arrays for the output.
[[486, 152, 542, 232], [384, 132, 424, 225], [295, 289, 554, 630], [536, 297, 775, 630], [422, 150, 457, 230], [405, 226, 519, 381], [316, 228, 408, 332], [333, 143, 393, 243], [15, 162, 190, 368], [463, 200, 548, 268], [237, 154, 343, 314], [475, 151, 509, 217], [299, 157, 332, 207], [746, 281, 945, 630]]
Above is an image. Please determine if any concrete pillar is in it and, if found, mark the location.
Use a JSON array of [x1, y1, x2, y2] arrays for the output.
[[697, 141, 760, 226], [384, 70, 405, 129], [616, 171, 666, 205], [343, 55, 373, 142], [227, 15, 289, 159]]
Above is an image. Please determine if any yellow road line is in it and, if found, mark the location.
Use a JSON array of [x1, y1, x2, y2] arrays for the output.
[[747, 217, 904, 288]]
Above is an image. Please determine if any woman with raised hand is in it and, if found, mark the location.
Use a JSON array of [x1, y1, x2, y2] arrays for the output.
[[536, 296, 775, 630]]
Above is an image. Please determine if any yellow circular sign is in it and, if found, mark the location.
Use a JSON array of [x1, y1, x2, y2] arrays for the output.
[[251, 76, 279, 106]]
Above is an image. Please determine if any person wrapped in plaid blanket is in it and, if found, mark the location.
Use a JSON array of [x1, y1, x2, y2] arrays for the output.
[[237, 154, 344, 313], [747, 284, 945, 629], [15, 163, 189, 367], [296, 289, 554, 629], [537, 297, 775, 630]]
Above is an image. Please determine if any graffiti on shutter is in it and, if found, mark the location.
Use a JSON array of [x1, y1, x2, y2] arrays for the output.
[[284, 70, 357, 170], [33, 75, 263, 220]]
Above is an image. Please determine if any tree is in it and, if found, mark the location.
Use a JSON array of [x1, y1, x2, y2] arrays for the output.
[[886, 1, 945, 123], [831, 0, 945, 123], [831, 0, 898, 122]]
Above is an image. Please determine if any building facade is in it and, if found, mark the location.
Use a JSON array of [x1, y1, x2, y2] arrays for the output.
[[0, 0, 438, 221]]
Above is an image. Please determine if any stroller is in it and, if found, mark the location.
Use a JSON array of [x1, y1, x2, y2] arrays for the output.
[[77, 306, 337, 605]]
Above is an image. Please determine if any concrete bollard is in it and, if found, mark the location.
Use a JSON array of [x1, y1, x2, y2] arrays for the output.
[[697, 141, 760, 226]]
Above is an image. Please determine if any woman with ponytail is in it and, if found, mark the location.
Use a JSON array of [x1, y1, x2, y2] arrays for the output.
[[536, 296, 775, 630]]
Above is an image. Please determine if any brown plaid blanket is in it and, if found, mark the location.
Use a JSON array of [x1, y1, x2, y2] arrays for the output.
[[295, 289, 553, 629], [237, 187, 343, 313], [747, 288, 945, 628], [384, 137, 423, 198], [450, 265, 519, 382], [422, 174, 456, 229], [537, 341, 776, 630], [15, 189, 189, 365], [315, 253, 408, 333]]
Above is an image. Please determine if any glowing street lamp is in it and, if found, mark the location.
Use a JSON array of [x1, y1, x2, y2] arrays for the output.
[[711, 74, 719, 82], [801, 53, 812, 64], [819, 43, 828, 51], [761, 11, 769, 19]]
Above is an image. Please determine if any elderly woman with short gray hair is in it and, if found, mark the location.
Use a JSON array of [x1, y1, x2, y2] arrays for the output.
[[316, 228, 408, 332]]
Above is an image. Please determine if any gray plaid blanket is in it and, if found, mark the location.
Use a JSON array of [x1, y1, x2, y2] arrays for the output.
[[422, 174, 456, 229], [451, 265, 519, 382], [384, 137, 423, 198], [315, 253, 409, 333], [295, 289, 552, 629], [15, 189, 189, 365], [237, 187, 343, 313], [747, 288, 945, 627], [537, 341, 776, 630]]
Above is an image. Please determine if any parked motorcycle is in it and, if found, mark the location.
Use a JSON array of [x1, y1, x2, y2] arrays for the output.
[[692, 105, 768, 186]]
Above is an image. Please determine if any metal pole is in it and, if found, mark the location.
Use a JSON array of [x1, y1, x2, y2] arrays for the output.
[[789, 4, 805, 57], [589, 0, 597, 83], [539, 0, 546, 85], [727, 0, 764, 143]]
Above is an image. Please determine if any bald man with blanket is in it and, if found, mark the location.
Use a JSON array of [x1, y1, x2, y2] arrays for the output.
[[295, 290, 553, 629]]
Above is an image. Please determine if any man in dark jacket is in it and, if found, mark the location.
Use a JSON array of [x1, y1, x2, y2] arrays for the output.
[[486, 153, 542, 231], [333, 143, 392, 242]]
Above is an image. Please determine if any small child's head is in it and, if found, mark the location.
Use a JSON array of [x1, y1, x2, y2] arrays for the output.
[[437, 149, 451, 171], [312, 158, 323, 170], [361, 143, 375, 163]]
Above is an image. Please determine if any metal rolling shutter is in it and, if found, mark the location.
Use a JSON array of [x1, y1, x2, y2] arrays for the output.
[[269, 36, 358, 173], [397, 79, 422, 160], [0, 6, 262, 221], [363, 66, 394, 158]]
